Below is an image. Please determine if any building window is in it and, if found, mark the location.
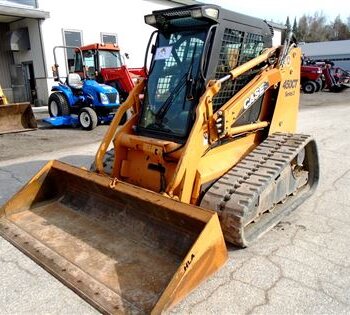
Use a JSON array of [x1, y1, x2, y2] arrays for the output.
[[101, 33, 118, 45], [63, 29, 83, 71], [3, 0, 37, 7]]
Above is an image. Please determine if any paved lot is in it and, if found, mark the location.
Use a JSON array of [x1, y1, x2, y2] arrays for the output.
[[0, 111, 110, 161], [0, 89, 350, 314]]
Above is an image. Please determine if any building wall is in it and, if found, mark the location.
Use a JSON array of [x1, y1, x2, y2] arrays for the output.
[[10, 19, 46, 78], [0, 23, 14, 101], [272, 29, 282, 46], [9, 18, 47, 104], [34, 0, 176, 105], [300, 40, 350, 71], [335, 60, 350, 70], [8, 1, 284, 105]]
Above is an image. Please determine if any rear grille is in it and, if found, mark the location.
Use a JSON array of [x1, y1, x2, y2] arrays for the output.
[[162, 9, 191, 18], [107, 93, 117, 103], [212, 28, 264, 111]]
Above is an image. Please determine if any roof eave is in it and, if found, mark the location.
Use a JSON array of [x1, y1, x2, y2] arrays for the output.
[[0, 4, 50, 20]]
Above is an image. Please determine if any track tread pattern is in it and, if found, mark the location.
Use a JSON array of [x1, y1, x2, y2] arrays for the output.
[[201, 133, 315, 247]]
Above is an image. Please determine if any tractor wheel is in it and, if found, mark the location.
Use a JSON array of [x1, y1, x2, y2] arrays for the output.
[[48, 93, 70, 117], [79, 107, 98, 130], [315, 78, 323, 92], [302, 81, 317, 94]]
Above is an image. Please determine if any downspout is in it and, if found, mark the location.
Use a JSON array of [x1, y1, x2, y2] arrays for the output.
[[37, 19, 47, 78], [37, 18, 48, 106]]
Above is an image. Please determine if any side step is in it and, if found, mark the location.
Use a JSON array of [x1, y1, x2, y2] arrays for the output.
[[201, 133, 319, 247]]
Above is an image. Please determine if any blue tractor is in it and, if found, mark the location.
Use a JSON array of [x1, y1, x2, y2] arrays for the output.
[[45, 46, 120, 130]]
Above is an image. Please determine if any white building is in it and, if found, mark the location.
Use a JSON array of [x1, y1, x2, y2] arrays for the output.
[[267, 21, 285, 47], [0, 0, 184, 105], [0, 0, 283, 106], [300, 40, 350, 70]]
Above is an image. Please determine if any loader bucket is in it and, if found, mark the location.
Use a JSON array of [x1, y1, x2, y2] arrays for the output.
[[0, 102, 37, 134], [0, 160, 227, 314]]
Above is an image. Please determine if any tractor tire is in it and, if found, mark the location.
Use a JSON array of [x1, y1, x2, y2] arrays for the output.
[[315, 78, 323, 92], [302, 81, 317, 94], [79, 107, 98, 130], [48, 93, 70, 117]]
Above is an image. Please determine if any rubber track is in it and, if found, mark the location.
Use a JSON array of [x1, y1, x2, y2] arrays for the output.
[[90, 149, 114, 174], [201, 132, 315, 247]]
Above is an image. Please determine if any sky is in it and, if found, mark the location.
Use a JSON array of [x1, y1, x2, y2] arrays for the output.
[[200, 0, 350, 24]]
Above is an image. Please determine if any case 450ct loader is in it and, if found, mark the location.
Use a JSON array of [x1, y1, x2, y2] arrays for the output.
[[0, 4, 319, 314]]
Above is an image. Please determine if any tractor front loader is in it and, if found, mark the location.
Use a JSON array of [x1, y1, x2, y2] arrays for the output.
[[0, 4, 319, 314], [0, 85, 37, 134]]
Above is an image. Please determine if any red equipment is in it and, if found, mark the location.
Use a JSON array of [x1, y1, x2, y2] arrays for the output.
[[74, 43, 146, 101], [315, 62, 348, 92], [332, 67, 350, 87], [300, 65, 323, 93]]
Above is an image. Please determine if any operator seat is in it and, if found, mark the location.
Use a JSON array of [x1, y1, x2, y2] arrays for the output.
[[67, 73, 83, 90]]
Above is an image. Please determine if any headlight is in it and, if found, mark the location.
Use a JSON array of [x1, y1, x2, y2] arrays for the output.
[[100, 93, 109, 105], [204, 8, 219, 19], [145, 14, 156, 26]]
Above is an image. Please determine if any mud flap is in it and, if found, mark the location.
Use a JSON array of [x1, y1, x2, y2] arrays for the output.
[[0, 103, 37, 134], [0, 160, 227, 314]]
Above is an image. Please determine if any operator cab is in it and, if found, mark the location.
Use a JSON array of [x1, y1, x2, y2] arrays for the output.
[[74, 46, 123, 81], [138, 4, 272, 142]]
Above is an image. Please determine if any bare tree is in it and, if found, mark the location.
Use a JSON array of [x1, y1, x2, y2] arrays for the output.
[[297, 12, 350, 42], [297, 15, 308, 41], [331, 15, 350, 40]]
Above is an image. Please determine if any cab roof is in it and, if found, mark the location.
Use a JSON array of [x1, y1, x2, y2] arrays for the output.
[[79, 43, 120, 51]]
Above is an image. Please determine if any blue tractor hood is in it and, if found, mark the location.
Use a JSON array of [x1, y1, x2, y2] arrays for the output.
[[82, 79, 120, 106], [84, 79, 117, 94]]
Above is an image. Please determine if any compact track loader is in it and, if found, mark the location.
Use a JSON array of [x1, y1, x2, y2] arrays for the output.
[[0, 85, 37, 134], [0, 4, 319, 314]]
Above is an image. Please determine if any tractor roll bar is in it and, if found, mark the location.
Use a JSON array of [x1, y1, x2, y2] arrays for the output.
[[52, 45, 86, 82]]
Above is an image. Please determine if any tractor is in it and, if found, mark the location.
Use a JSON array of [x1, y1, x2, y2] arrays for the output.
[[73, 43, 146, 102], [45, 46, 120, 130]]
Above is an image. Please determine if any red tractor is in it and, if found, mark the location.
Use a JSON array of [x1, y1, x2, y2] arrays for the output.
[[74, 43, 146, 101], [300, 65, 323, 93]]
